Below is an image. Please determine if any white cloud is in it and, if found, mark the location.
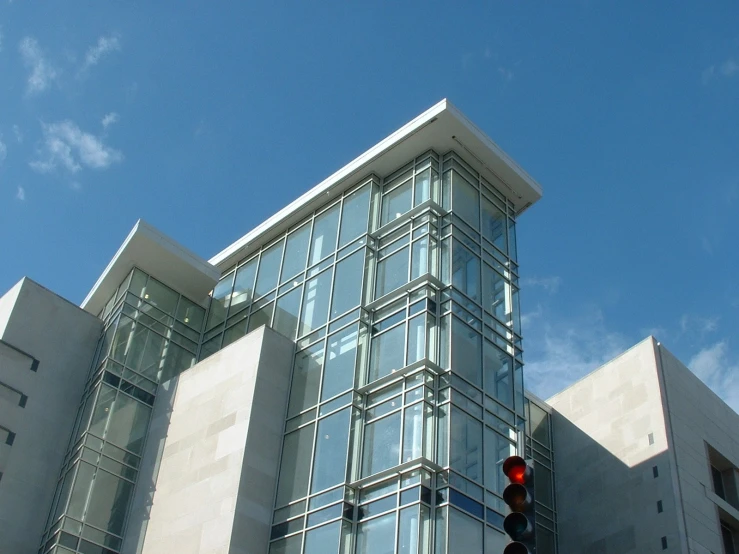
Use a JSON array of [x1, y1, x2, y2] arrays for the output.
[[15, 186, 25, 201], [688, 341, 739, 412], [19, 36, 58, 94], [521, 276, 561, 294], [0, 136, 6, 165], [703, 59, 739, 83], [498, 66, 514, 82], [679, 314, 719, 335], [81, 34, 121, 72], [101, 112, 119, 129], [720, 59, 739, 77], [12, 125, 22, 143], [30, 120, 123, 174]]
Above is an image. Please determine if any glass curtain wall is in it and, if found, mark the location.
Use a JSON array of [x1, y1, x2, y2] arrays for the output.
[[39, 269, 203, 554]]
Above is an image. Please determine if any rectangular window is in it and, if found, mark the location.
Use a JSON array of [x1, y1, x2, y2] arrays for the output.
[[653, 465, 659, 478], [722, 524, 737, 554], [661, 536, 667, 549], [657, 500, 663, 513], [648, 433, 655, 445], [713, 465, 726, 500], [0, 426, 15, 446], [0, 381, 27, 408]]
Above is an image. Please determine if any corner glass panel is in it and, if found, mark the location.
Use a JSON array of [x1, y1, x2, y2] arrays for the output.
[[89, 385, 116, 438], [128, 269, 148, 298], [485, 524, 508, 553], [362, 412, 401, 476], [310, 204, 340, 265], [339, 185, 371, 247], [304, 521, 341, 554], [369, 324, 405, 383], [481, 198, 506, 254], [311, 408, 351, 493], [398, 505, 421, 554], [67, 462, 95, 520], [206, 274, 234, 330], [356, 511, 397, 554], [452, 175, 480, 231], [231, 259, 258, 315], [448, 508, 483, 552], [142, 278, 178, 316], [274, 287, 302, 340], [255, 240, 285, 298], [402, 403, 424, 463], [376, 247, 409, 299], [288, 343, 325, 417], [248, 301, 274, 333], [299, 268, 333, 337], [450, 407, 483, 483], [275, 423, 315, 506], [106, 393, 151, 454], [451, 319, 482, 388], [483, 341, 512, 408], [484, 427, 514, 496], [331, 249, 364, 318], [414, 169, 431, 206], [176, 296, 205, 331], [452, 241, 480, 304], [282, 223, 311, 283], [481, 264, 507, 322], [321, 325, 358, 401], [85, 469, 134, 535], [406, 315, 426, 365], [382, 179, 413, 226]]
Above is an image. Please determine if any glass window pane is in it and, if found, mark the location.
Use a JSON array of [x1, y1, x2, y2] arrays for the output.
[[451, 319, 482, 387], [127, 327, 165, 379], [534, 461, 553, 507], [273, 287, 302, 340], [282, 223, 311, 283], [206, 274, 234, 330], [321, 325, 358, 401], [402, 403, 423, 463], [142, 278, 178, 315], [450, 407, 482, 483], [483, 341, 512, 408], [276, 423, 315, 506], [481, 264, 508, 322], [484, 427, 514, 496], [304, 521, 341, 554], [89, 385, 116, 438], [381, 179, 412, 226], [411, 237, 430, 279], [67, 461, 95, 520], [176, 296, 205, 332], [339, 185, 371, 247], [508, 219, 517, 261], [248, 302, 274, 333], [362, 412, 401, 476], [452, 242, 480, 303], [481, 197, 506, 253], [230, 259, 258, 315], [128, 269, 148, 298], [299, 268, 333, 337], [452, 175, 480, 230], [529, 403, 550, 447], [110, 315, 134, 364], [310, 204, 340, 265], [485, 524, 508, 553], [356, 511, 396, 554], [255, 240, 285, 298], [398, 506, 420, 554], [448, 508, 483, 552], [288, 343, 324, 417], [269, 535, 302, 554], [414, 168, 431, 206], [406, 314, 426, 365], [85, 469, 134, 535], [375, 246, 409, 299], [106, 393, 151, 454], [369, 323, 406, 383], [331, 250, 364, 318], [159, 341, 196, 382], [311, 408, 350, 493]]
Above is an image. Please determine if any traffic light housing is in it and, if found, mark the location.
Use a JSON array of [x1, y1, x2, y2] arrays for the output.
[[502, 455, 535, 554]]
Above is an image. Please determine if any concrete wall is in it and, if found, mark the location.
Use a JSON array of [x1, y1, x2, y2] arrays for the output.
[[0, 278, 102, 554], [132, 326, 294, 554], [547, 337, 685, 553], [658, 343, 739, 554]]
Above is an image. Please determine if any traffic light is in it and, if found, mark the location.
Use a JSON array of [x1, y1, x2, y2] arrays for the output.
[[502, 455, 535, 554]]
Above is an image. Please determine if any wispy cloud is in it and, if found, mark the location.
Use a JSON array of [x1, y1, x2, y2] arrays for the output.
[[15, 186, 25, 201], [12, 125, 22, 143], [19, 37, 58, 94], [679, 313, 719, 336], [101, 112, 119, 129], [703, 59, 739, 83], [521, 276, 561, 294], [498, 67, 514, 82], [688, 341, 739, 412], [30, 120, 123, 174], [0, 135, 6, 165], [80, 34, 121, 72]]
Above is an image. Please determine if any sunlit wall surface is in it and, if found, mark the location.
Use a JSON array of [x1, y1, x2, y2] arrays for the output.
[[199, 150, 534, 554], [39, 269, 203, 554]]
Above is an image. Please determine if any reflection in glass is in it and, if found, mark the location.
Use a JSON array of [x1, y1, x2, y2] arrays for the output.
[[452, 174, 480, 230], [356, 511, 396, 554], [484, 427, 514, 496], [321, 325, 358, 401], [106, 393, 151, 454], [248, 302, 274, 333], [381, 179, 413, 226], [398, 506, 420, 554], [143, 278, 179, 315], [448, 508, 483, 552], [482, 264, 508, 323], [310, 204, 340, 265], [288, 343, 324, 416], [362, 412, 401, 476], [450, 407, 482, 483], [275, 423, 315, 506], [255, 240, 285, 298], [485, 525, 508, 553], [406, 315, 426, 365], [281, 223, 311, 283], [311, 408, 350, 493], [299, 269, 333, 337], [273, 287, 302, 339], [452, 241, 480, 303], [368, 323, 405, 382], [402, 403, 423, 463], [304, 521, 341, 554], [376, 247, 409, 298], [230, 259, 258, 315], [85, 469, 134, 535], [481, 197, 506, 253], [339, 185, 370, 247], [206, 274, 234, 330], [451, 318, 482, 387], [483, 341, 512, 408], [331, 250, 364, 318], [269, 534, 302, 554]]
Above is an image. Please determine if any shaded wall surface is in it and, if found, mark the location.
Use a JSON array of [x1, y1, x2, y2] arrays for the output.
[[0, 278, 101, 554], [127, 326, 294, 554]]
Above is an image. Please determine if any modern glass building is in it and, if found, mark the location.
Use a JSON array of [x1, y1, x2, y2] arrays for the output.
[[0, 99, 558, 554]]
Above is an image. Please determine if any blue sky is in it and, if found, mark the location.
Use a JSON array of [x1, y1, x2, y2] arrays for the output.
[[2, 2, 738, 407]]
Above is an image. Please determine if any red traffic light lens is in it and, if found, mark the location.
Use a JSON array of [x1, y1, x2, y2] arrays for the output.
[[502, 456, 529, 484]]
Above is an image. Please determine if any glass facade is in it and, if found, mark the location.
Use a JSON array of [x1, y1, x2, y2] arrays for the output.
[[40, 269, 203, 554], [39, 147, 552, 553]]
